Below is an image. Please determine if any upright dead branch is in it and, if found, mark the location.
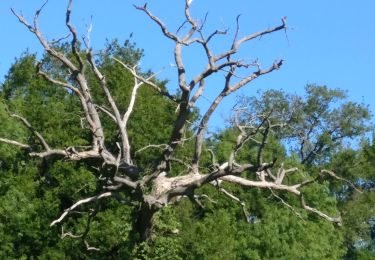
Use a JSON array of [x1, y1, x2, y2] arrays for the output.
[[136, 0, 286, 175]]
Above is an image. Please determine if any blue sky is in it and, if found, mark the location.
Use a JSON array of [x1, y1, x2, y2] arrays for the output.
[[1, 0, 374, 131]]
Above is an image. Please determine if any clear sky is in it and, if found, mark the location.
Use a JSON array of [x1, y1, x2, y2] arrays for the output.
[[1, 0, 374, 131]]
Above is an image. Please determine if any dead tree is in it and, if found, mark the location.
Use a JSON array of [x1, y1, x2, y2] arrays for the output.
[[1, 0, 355, 242]]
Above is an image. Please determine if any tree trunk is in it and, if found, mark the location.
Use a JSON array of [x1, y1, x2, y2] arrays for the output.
[[137, 203, 158, 242]]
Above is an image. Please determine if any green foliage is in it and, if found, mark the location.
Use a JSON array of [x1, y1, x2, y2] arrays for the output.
[[0, 165, 59, 259], [237, 85, 371, 165], [213, 128, 286, 168], [0, 41, 175, 258], [2, 52, 89, 149], [0, 42, 373, 259], [143, 185, 346, 259], [323, 137, 375, 257]]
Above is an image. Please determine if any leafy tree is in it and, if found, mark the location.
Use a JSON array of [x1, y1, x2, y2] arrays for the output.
[[234, 86, 371, 165], [327, 138, 375, 259], [230, 86, 373, 258]]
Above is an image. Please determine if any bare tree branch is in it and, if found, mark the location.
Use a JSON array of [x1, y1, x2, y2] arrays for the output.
[[321, 169, 363, 193], [86, 50, 131, 163], [84, 240, 100, 251], [11, 114, 50, 150], [49, 33, 71, 45], [113, 57, 177, 102], [12, 3, 107, 151], [95, 105, 116, 122], [134, 4, 180, 42], [220, 175, 301, 195], [50, 192, 114, 226], [193, 60, 284, 169], [37, 65, 82, 96], [269, 188, 304, 221], [300, 195, 342, 226], [66, 0, 85, 71], [215, 18, 287, 62], [219, 187, 251, 222], [61, 226, 82, 239], [0, 138, 30, 149], [135, 144, 170, 155]]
